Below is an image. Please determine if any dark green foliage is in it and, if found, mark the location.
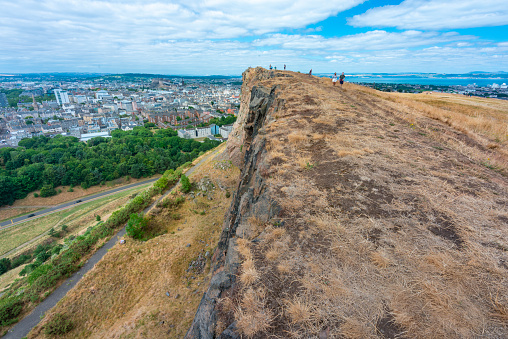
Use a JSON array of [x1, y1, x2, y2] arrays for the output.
[[0, 128, 220, 207], [96, 215, 101, 221], [180, 175, 191, 193], [40, 184, 56, 197], [209, 114, 236, 127], [44, 313, 73, 336], [11, 254, 31, 268], [0, 258, 11, 275], [61, 225, 68, 232], [0, 298, 23, 326], [126, 213, 147, 239], [48, 228, 59, 238]]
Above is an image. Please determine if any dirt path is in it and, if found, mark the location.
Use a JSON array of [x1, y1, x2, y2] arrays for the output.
[[2, 148, 222, 339]]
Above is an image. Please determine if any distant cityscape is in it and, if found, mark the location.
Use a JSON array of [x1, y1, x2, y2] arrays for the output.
[[0, 74, 241, 147]]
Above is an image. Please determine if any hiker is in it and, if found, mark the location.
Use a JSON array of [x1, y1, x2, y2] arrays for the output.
[[339, 72, 345, 87], [284, 64, 286, 70], [269, 64, 272, 70], [309, 69, 312, 76], [274, 66, 277, 70], [332, 72, 337, 86]]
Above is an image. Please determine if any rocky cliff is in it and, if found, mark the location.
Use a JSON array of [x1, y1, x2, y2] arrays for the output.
[[187, 68, 508, 338]]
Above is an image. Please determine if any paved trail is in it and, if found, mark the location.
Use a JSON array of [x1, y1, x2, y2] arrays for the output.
[[2, 148, 220, 339]]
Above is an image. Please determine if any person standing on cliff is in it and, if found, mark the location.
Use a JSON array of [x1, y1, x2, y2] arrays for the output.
[[339, 72, 345, 87], [309, 69, 312, 77], [332, 72, 337, 86], [284, 64, 286, 70], [269, 64, 272, 70]]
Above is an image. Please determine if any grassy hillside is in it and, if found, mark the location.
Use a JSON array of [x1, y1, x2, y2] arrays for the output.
[[208, 69, 508, 338], [29, 143, 240, 338]]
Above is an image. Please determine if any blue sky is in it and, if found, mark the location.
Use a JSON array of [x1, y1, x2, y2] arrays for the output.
[[0, 0, 507, 75]]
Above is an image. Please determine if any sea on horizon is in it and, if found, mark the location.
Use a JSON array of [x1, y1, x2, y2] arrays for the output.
[[346, 76, 508, 87]]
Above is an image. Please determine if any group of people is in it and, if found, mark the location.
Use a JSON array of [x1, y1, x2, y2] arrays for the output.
[[269, 65, 345, 87], [269, 64, 286, 70], [332, 72, 345, 87]]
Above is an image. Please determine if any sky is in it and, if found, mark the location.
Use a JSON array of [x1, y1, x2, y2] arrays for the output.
[[0, 0, 507, 75]]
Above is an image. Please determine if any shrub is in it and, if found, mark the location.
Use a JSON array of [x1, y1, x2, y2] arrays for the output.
[[40, 184, 57, 197], [48, 228, 59, 238], [44, 313, 73, 336], [61, 225, 68, 232], [0, 258, 11, 275], [11, 254, 31, 268], [180, 175, 191, 193], [126, 213, 147, 240], [96, 215, 101, 221], [0, 298, 23, 326], [33, 193, 39, 197]]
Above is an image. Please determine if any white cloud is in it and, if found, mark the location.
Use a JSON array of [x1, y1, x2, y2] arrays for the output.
[[348, 0, 508, 30], [253, 30, 475, 51], [0, 0, 506, 74]]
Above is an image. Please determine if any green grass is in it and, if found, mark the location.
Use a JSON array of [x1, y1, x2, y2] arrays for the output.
[[0, 184, 152, 257]]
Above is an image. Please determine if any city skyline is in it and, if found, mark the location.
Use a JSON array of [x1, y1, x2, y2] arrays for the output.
[[1, 0, 507, 75]]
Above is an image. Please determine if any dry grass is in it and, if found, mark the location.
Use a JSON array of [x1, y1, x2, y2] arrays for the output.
[[235, 288, 273, 337], [285, 298, 313, 324], [219, 70, 508, 338]]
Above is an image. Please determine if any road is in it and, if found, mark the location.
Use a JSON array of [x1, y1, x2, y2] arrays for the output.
[[2, 148, 220, 339], [0, 178, 159, 230]]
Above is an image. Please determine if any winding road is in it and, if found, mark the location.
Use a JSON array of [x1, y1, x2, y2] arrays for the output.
[[2, 148, 220, 338]]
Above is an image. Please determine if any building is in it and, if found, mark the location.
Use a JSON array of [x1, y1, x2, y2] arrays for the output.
[[80, 131, 110, 142], [0, 93, 7, 107], [54, 89, 70, 106]]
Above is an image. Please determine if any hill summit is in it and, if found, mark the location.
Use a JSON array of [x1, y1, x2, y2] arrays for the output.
[[188, 67, 508, 338]]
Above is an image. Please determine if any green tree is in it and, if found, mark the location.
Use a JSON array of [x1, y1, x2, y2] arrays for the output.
[[180, 175, 191, 193], [0, 258, 12, 275], [126, 213, 147, 239], [40, 184, 57, 197]]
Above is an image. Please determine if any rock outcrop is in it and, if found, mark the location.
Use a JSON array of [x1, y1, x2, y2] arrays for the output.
[[186, 68, 284, 338]]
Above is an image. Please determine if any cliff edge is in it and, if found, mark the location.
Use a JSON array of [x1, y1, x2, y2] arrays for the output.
[[187, 68, 508, 338]]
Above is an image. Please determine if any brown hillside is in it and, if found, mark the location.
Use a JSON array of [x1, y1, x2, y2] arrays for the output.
[[188, 68, 508, 338]]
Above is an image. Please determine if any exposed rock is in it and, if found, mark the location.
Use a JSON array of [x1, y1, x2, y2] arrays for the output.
[[185, 67, 283, 339]]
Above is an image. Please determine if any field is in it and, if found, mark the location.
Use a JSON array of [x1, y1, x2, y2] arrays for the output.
[[29, 143, 241, 338]]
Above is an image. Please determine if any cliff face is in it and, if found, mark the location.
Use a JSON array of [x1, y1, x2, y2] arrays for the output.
[[188, 68, 508, 338], [186, 68, 285, 338]]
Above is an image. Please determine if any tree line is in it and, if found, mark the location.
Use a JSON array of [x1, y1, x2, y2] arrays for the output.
[[0, 127, 220, 206]]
